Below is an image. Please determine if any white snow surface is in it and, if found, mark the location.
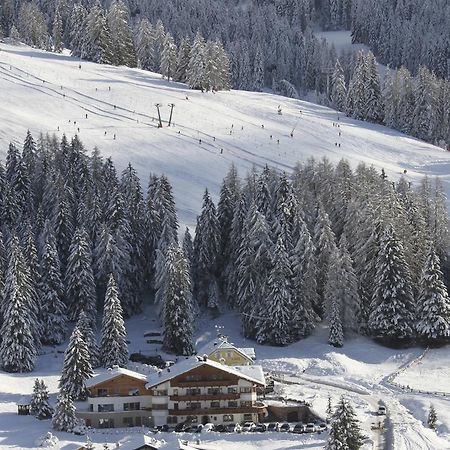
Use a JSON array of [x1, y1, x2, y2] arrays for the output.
[[1, 42, 450, 228]]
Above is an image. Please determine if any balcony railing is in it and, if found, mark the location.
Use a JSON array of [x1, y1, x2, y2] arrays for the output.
[[169, 393, 240, 401], [168, 404, 267, 416], [171, 380, 236, 388]]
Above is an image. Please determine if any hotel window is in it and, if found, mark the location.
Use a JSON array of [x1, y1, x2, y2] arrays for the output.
[[228, 401, 238, 408], [211, 401, 220, 408], [240, 387, 252, 393], [98, 404, 114, 412], [154, 390, 168, 396], [187, 402, 201, 410], [123, 417, 134, 427], [186, 388, 201, 396], [186, 375, 201, 381], [97, 388, 108, 396], [227, 387, 237, 394], [223, 414, 234, 422], [241, 401, 252, 407], [243, 414, 253, 421], [208, 388, 221, 395], [128, 388, 139, 396], [99, 418, 114, 428], [173, 389, 178, 396], [124, 402, 140, 411], [167, 416, 178, 424]]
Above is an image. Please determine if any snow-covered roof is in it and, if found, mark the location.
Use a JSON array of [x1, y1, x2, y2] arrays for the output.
[[197, 338, 256, 361], [85, 366, 147, 388], [146, 357, 266, 388]]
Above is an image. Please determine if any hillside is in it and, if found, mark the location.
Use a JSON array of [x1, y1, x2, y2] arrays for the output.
[[1, 42, 450, 227]]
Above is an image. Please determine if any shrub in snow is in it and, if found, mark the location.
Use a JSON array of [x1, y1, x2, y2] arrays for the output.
[[35, 432, 58, 447], [275, 79, 298, 99]]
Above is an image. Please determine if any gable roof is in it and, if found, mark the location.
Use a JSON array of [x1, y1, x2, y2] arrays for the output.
[[116, 435, 161, 450], [197, 338, 255, 361], [146, 357, 265, 388], [85, 366, 147, 388]]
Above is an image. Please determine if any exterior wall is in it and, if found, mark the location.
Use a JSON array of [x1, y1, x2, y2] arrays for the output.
[[77, 410, 152, 428], [149, 369, 266, 426], [208, 349, 253, 366]]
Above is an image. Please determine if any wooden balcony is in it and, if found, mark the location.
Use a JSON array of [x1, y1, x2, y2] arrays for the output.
[[169, 393, 240, 401], [168, 404, 267, 416], [171, 380, 236, 388]]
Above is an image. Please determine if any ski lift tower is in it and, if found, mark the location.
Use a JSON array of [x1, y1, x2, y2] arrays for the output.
[[321, 67, 334, 98], [155, 103, 163, 128]]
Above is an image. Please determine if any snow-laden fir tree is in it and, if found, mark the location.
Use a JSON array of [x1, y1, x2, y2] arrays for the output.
[[69, 4, 87, 58], [193, 189, 219, 308], [346, 51, 366, 120], [107, 0, 136, 67], [428, 404, 437, 430], [416, 249, 450, 342], [77, 310, 100, 368], [52, 6, 63, 53], [328, 291, 344, 347], [39, 233, 67, 345], [135, 18, 155, 71], [291, 219, 318, 338], [314, 204, 337, 318], [84, 0, 113, 64], [30, 379, 53, 419], [160, 32, 177, 80], [175, 37, 192, 82], [162, 245, 195, 355], [52, 392, 77, 432], [369, 224, 415, 341], [59, 325, 93, 400], [187, 31, 206, 90], [325, 397, 365, 450], [100, 274, 128, 367], [65, 227, 96, 324], [364, 51, 384, 123], [256, 236, 293, 345], [253, 44, 265, 92], [331, 58, 347, 111], [0, 235, 38, 372]]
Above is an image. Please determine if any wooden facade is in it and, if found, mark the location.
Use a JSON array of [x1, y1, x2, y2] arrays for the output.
[[87, 374, 152, 398]]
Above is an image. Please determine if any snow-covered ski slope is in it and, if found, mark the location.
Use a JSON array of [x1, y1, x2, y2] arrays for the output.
[[2, 42, 450, 226]]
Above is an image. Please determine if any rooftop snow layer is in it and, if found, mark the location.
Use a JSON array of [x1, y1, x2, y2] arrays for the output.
[[85, 366, 147, 388]]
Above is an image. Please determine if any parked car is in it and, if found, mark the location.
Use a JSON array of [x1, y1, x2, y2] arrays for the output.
[[241, 421, 256, 432], [253, 423, 267, 432], [378, 405, 387, 416], [279, 422, 291, 432], [291, 423, 305, 434], [152, 424, 169, 433], [316, 422, 327, 433], [175, 422, 193, 432], [267, 422, 279, 432], [305, 423, 316, 433], [215, 424, 227, 433], [226, 423, 241, 433], [201, 423, 215, 432]]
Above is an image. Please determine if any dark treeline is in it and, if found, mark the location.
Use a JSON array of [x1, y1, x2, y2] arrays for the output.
[[1, 132, 449, 375]]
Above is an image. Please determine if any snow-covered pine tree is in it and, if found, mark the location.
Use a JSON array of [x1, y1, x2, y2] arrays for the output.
[[69, 3, 88, 58], [39, 233, 66, 345], [162, 246, 195, 355], [65, 227, 96, 324], [0, 235, 38, 372], [314, 204, 337, 318], [253, 44, 265, 92], [59, 325, 93, 400], [364, 51, 384, 123], [428, 404, 437, 430], [416, 249, 450, 342], [100, 274, 128, 367], [331, 58, 347, 111], [175, 37, 192, 82], [369, 224, 416, 341], [256, 236, 293, 345], [30, 379, 53, 419], [193, 189, 220, 308], [52, 6, 63, 53], [160, 32, 177, 80], [107, 0, 136, 67], [135, 18, 155, 71], [52, 392, 77, 432], [187, 31, 206, 90], [346, 51, 366, 120], [84, 0, 113, 64], [325, 397, 365, 450], [77, 310, 100, 368], [291, 219, 318, 338], [328, 289, 344, 348]]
